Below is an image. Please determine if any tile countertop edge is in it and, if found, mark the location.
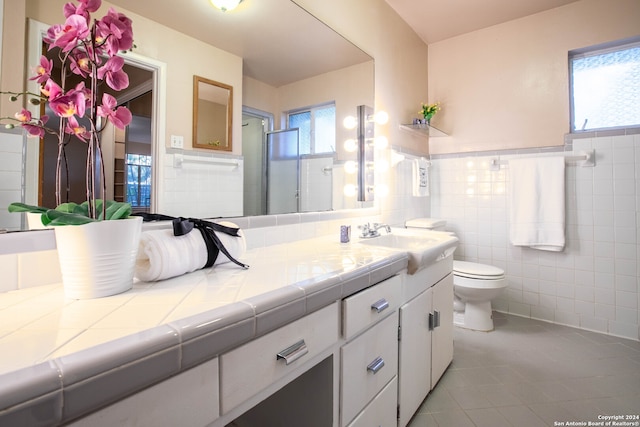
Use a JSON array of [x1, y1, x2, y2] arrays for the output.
[[0, 252, 409, 425]]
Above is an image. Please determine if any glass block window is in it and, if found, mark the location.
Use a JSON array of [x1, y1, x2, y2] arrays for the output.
[[570, 40, 640, 132], [126, 153, 152, 208], [288, 103, 336, 155]]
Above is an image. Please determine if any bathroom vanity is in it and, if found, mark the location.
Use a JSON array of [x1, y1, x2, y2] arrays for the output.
[[0, 232, 456, 426]]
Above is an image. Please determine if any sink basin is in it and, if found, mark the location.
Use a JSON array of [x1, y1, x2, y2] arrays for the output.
[[359, 227, 458, 274]]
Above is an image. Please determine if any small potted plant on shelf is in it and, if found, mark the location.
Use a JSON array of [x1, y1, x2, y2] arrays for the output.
[[418, 102, 441, 125], [0, 0, 140, 299]]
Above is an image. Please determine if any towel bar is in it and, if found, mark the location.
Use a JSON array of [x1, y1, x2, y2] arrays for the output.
[[173, 153, 240, 169], [490, 149, 595, 171]]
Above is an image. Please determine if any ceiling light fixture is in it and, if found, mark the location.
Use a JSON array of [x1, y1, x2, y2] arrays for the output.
[[210, 0, 243, 12]]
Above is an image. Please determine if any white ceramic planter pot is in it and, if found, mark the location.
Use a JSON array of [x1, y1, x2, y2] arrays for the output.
[[54, 216, 143, 299]]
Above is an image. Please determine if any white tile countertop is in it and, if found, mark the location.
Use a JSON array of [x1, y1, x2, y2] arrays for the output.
[[0, 235, 408, 425]]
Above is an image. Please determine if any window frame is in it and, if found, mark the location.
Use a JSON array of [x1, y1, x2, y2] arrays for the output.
[[286, 102, 336, 155], [569, 37, 640, 133]]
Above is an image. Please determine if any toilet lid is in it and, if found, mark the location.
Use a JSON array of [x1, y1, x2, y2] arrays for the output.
[[405, 218, 446, 229], [453, 260, 505, 279]]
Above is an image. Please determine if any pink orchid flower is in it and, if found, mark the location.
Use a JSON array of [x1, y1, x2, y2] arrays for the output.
[[97, 93, 132, 129], [63, 0, 102, 20], [21, 116, 48, 138], [98, 56, 129, 91], [95, 8, 133, 56], [65, 115, 91, 142], [14, 109, 32, 123], [30, 56, 53, 84], [41, 79, 63, 99], [69, 51, 91, 77], [48, 84, 87, 118], [45, 14, 90, 52]]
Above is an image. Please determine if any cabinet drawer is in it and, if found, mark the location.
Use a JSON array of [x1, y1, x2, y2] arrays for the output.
[[343, 275, 401, 340], [220, 302, 339, 414], [341, 313, 398, 426], [347, 377, 397, 427]]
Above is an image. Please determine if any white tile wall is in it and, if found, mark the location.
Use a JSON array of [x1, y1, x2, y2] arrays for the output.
[[0, 132, 24, 231], [430, 133, 640, 341], [161, 152, 243, 218]]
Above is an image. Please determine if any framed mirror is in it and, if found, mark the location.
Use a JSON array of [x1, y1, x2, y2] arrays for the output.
[[193, 76, 233, 151]]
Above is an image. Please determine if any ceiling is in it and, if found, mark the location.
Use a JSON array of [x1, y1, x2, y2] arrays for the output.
[[106, 0, 581, 86], [106, 0, 372, 87], [383, 0, 580, 44]]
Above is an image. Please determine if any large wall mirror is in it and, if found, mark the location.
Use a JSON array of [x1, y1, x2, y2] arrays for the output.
[[1, 0, 374, 231], [193, 76, 233, 152]]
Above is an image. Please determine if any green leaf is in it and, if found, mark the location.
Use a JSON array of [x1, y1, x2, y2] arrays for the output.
[[104, 201, 132, 220], [44, 209, 96, 226], [8, 203, 48, 214]]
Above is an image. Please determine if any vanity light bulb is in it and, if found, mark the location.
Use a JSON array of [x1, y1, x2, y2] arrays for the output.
[[343, 116, 358, 130], [374, 135, 388, 149], [344, 161, 358, 174], [343, 184, 357, 197], [375, 159, 389, 173], [375, 184, 389, 198], [344, 139, 358, 152], [374, 111, 389, 125]]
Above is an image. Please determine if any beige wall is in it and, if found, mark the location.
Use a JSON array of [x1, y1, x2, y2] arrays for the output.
[[295, 0, 431, 156], [427, 0, 640, 155]]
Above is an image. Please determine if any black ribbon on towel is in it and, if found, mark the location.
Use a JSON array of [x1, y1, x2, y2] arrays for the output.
[[133, 213, 249, 269]]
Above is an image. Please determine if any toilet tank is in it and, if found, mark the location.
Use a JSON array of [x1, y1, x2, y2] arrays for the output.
[[404, 218, 447, 231]]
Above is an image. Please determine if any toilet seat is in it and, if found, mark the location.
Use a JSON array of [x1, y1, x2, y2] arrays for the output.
[[453, 261, 505, 280]]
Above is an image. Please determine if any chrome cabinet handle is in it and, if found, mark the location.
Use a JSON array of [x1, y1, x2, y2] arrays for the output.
[[371, 298, 389, 313], [428, 312, 435, 330], [276, 339, 308, 365], [434, 310, 441, 328], [367, 356, 385, 374]]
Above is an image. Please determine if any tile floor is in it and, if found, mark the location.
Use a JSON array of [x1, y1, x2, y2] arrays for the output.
[[408, 312, 640, 427]]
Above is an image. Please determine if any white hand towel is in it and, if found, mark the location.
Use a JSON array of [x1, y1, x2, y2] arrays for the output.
[[412, 158, 430, 197], [135, 221, 246, 281], [508, 157, 565, 251]]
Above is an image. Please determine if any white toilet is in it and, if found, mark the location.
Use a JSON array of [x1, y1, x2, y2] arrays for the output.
[[405, 218, 507, 332]]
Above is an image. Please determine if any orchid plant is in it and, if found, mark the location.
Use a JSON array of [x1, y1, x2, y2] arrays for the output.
[[1, 0, 134, 225]]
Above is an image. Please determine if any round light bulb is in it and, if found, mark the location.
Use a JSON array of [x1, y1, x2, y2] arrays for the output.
[[374, 135, 388, 149], [374, 111, 389, 125], [375, 184, 389, 197], [344, 161, 358, 174], [375, 159, 389, 173], [343, 115, 357, 130], [343, 184, 357, 197], [343, 139, 358, 152]]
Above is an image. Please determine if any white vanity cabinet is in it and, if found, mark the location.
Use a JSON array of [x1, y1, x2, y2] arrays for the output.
[[430, 273, 454, 387], [219, 301, 339, 416], [397, 257, 454, 427], [340, 275, 401, 427]]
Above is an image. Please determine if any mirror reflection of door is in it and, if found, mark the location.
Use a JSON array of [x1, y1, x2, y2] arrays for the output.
[[266, 129, 300, 215], [38, 48, 154, 211], [117, 91, 153, 213], [242, 110, 272, 217]]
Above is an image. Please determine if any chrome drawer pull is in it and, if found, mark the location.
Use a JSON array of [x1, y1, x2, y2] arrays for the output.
[[434, 310, 441, 328], [276, 339, 308, 365], [428, 312, 435, 331], [370, 298, 389, 313], [367, 356, 385, 374]]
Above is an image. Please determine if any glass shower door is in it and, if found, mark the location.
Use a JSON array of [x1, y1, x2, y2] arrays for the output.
[[266, 128, 299, 215]]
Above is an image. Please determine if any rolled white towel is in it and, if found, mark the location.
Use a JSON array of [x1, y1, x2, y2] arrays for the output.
[[135, 221, 246, 282]]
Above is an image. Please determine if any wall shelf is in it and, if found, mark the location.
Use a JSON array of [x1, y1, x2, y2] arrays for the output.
[[399, 123, 448, 138]]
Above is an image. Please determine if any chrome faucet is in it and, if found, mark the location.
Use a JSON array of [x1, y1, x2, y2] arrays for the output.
[[359, 222, 391, 238]]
